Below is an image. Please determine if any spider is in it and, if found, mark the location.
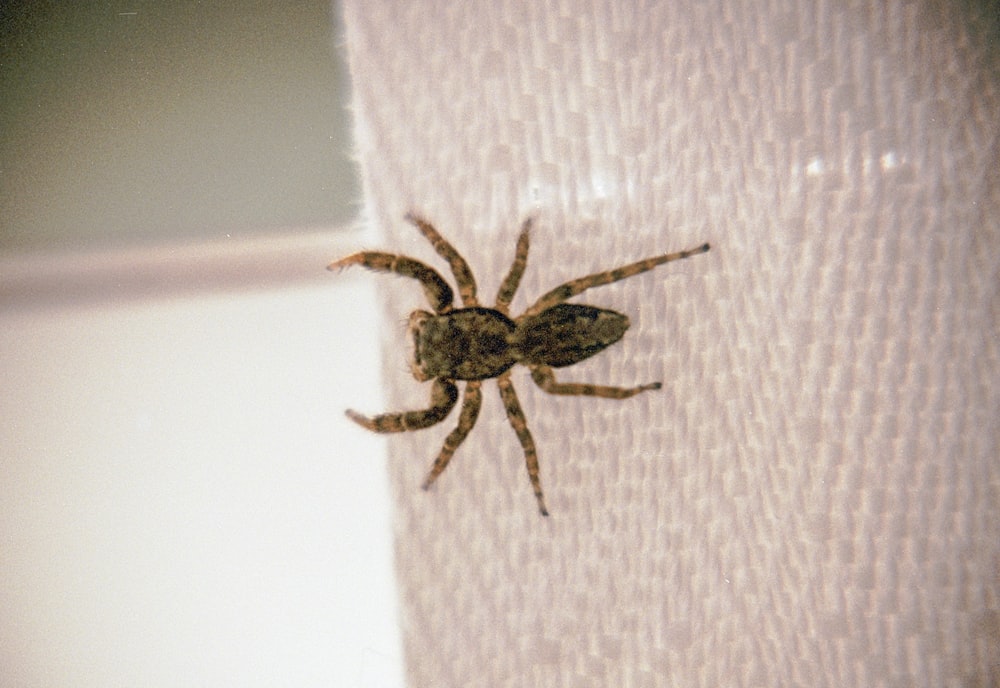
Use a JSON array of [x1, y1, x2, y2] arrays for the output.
[[329, 213, 709, 516]]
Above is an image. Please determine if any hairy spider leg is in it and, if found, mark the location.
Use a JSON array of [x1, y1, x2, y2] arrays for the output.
[[345, 378, 458, 432], [497, 372, 549, 516], [529, 364, 662, 398], [405, 213, 479, 307], [495, 219, 532, 315], [421, 380, 483, 490], [328, 252, 454, 313], [523, 242, 711, 317]]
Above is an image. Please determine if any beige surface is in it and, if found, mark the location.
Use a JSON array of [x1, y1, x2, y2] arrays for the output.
[[341, 1, 999, 685]]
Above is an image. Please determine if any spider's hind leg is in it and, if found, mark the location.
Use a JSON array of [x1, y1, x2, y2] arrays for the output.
[[524, 242, 710, 317], [345, 379, 458, 432], [530, 364, 661, 399], [421, 381, 483, 490]]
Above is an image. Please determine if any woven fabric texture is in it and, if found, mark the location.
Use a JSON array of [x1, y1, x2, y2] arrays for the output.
[[341, 1, 999, 685]]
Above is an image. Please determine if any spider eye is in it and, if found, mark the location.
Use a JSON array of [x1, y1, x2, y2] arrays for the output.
[[408, 310, 433, 381]]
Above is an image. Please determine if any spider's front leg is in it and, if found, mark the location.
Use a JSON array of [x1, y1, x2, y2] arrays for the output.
[[328, 251, 454, 313], [530, 364, 661, 399], [345, 378, 458, 432]]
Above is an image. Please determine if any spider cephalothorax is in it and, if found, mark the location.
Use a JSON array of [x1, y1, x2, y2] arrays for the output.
[[330, 213, 709, 515]]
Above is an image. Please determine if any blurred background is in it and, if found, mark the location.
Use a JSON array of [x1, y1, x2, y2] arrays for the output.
[[1, 0, 357, 252], [1, 2, 404, 686]]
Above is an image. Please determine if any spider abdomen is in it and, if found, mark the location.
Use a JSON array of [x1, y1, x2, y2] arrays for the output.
[[410, 307, 517, 381], [512, 303, 630, 368]]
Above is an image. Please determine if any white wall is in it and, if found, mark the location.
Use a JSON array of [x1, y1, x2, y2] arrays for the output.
[[1, 261, 403, 687]]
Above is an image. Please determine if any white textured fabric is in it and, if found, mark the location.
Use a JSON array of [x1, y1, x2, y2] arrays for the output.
[[340, 1, 999, 685]]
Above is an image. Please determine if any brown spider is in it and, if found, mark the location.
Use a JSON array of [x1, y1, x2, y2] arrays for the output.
[[329, 213, 709, 516]]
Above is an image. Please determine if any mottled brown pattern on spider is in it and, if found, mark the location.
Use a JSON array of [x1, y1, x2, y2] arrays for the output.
[[329, 213, 710, 516]]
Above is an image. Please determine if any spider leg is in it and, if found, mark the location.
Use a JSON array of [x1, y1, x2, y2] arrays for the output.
[[523, 242, 710, 317], [497, 372, 549, 516], [345, 379, 458, 432], [329, 251, 454, 313], [530, 364, 661, 399], [421, 381, 482, 490], [494, 219, 531, 315], [405, 213, 479, 307]]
